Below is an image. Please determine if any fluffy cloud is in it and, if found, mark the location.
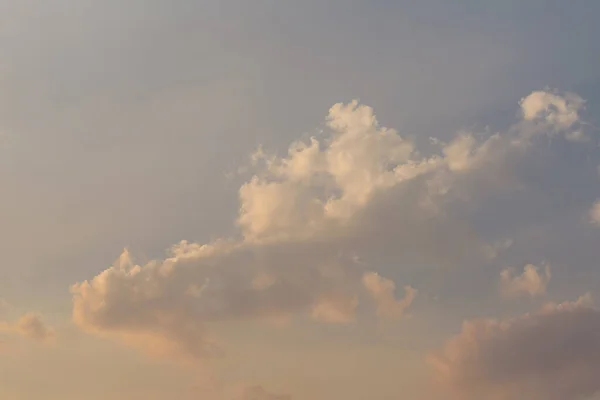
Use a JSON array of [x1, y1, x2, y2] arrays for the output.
[[72, 89, 589, 360], [428, 294, 600, 400], [0, 312, 54, 343], [500, 263, 551, 298], [519, 90, 585, 132]]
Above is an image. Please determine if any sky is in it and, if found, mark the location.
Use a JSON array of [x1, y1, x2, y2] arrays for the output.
[[1, 1, 600, 399]]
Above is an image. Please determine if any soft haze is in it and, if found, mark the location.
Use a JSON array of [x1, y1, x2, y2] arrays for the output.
[[1, 1, 600, 399]]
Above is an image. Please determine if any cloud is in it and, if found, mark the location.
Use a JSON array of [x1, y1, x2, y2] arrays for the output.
[[519, 90, 585, 132], [500, 263, 551, 298], [590, 200, 600, 225], [362, 272, 417, 318], [71, 89, 590, 360], [0, 312, 54, 343], [428, 294, 600, 400]]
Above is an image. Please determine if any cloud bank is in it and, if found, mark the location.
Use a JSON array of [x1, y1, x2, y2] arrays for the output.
[[428, 294, 600, 400], [71, 89, 590, 361]]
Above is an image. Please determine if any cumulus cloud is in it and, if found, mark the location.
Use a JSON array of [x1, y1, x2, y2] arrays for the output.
[[71, 89, 590, 360], [0, 312, 54, 343], [519, 89, 585, 132], [500, 263, 551, 298], [428, 294, 600, 400]]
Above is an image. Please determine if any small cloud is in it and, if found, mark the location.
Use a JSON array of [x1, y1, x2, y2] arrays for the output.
[[0, 312, 54, 343], [13, 313, 55, 342], [429, 137, 445, 146], [565, 130, 590, 143], [362, 272, 417, 318], [500, 264, 551, 298], [520, 90, 585, 130]]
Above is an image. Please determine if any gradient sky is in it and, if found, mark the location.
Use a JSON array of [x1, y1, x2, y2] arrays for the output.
[[1, 1, 600, 399]]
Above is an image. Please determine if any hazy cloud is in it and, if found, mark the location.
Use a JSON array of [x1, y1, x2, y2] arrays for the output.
[[428, 294, 600, 400], [0, 312, 54, 343]]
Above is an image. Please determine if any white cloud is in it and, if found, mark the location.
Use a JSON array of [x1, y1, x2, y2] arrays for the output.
[[238, 100, 428, 239], [500, 263, 551, 298], [71, 89, 591, 360], [519, 90, 585, 131], [428, 294, 600, 400]]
